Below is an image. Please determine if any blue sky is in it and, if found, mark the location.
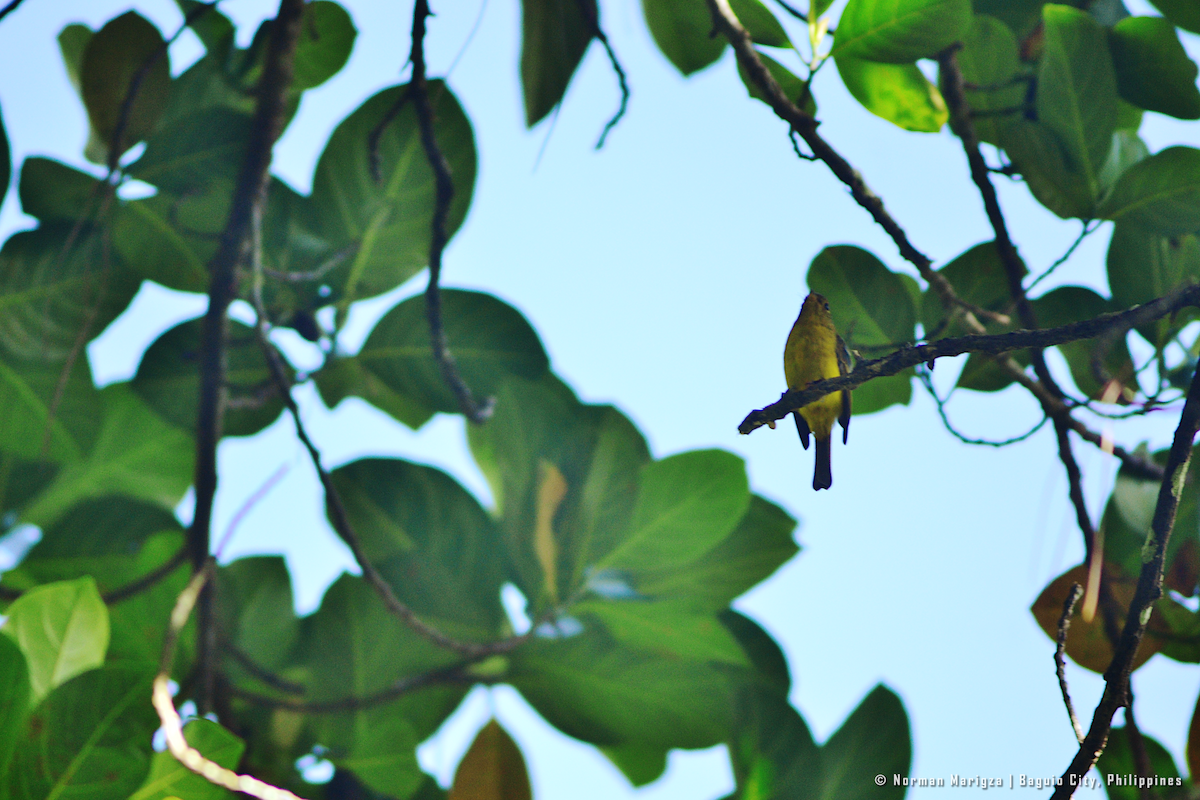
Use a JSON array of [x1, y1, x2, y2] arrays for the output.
[[2, 0, 1199, 797]]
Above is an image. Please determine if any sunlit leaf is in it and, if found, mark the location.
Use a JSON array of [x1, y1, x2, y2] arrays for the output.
[[1, 577, 108, 703], [832, 0, 971, 63], [835, 55, 947, 132], [129, 719, 245, 800]]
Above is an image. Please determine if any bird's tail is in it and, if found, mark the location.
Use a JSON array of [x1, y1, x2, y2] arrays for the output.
[[813, 436, 832, 490]]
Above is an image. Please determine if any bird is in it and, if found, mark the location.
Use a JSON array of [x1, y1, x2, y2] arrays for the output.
[[783, 292, 851, 490]]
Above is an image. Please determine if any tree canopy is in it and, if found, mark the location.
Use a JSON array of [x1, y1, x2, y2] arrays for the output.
[[1, 0, 1200, 798]]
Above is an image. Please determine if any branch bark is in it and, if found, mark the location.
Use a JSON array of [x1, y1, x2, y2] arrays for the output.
[[1050, 362, 1200, 798], [188, 0, 305, 714]]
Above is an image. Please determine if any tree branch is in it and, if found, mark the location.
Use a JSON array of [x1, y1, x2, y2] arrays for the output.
[[739, 284, 1200, 435], [1049, 361, 1200, 799], [1055, 582, 1085, 743], [188, 0, 305, 714], [0, 0, 25, 24], [409, 0, 494, 423], [703, 0, 1001, 328]]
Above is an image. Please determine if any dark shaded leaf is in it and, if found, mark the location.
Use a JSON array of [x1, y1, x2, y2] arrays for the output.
[[1099, 146, 1200, 236], [330, 458, 506, 635], [80, 11, 171, 164], [5, 666, 157, 800], [1096, 727, 1187, 799], [808, 245, 917, 347], [1109, 16, 1200, 120], [520, 0, 596, 126], [292, 2, 357, 91], [945, 13, 1024, 145], [132, 316, 286, 438], [318, 290, 548, 423], [640, 0, 725, 75], [0, 635, 30, 778]]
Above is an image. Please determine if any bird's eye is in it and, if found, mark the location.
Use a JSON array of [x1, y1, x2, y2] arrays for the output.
[[823, 302, 830, 311]]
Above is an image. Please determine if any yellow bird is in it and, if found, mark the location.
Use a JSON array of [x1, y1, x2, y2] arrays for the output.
[[783, 292, 851, 490]]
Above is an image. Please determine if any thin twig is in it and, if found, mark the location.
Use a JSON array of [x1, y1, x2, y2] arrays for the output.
[[409, 0, 494, 423], [572, 0, 629, 149], [223, 643, 306, 695], [188, 0, 306, 714], [229, 663, 474, 712], [1055, 582, 1085, 744], [152, 562, 309, 800], [1026, 221, 1099, 294], [916, 366, 1048, 446], [0, 0, 25, 24], [1050, 362, 1200, 799]]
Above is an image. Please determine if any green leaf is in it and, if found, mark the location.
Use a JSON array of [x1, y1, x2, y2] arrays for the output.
[[634, 494, 797, 611], [6, 665, 157, 800], [216, 557, 299, 677], [600, 450, 750, 573], [6, 496, 181, 592], [18, 158, 102, 221], [80, 11, 171, 164], [305, 575, 466, 741], [1109, 16, 1200, 120], [0, 223, 141, 366], [951, 13, 1024, 145], [1096, 727, 1187, 799], [130, 719, 246, 800], [308, 83, 477, 304], [321, 290, 549, 423], [1036, 5, 1119, 205], [0, 635, 31, 778], [1098, 146, 1200, 236], [1001, 118, 1097, 219], [112, 194, 212, 293], [0, 359, 89, 464], [807, 245, 917, 348], [329, 457, 506, 635], [292, 2, 357, 91], [1148, 0, 1200, 34], [1107, 221, 1200, 346], [132, 316, 286, 438], [974, 0, 1046, 40], [1, 577, 108, 704], [835, 55, 947, 132], [510, 625, 735, 749], [818, 685, 911, 800], [1033, 286, 1136, 401], [640, 0, 726, 76], [575, 598, 750, 666], [21, 384, 194, 526], [719, 610, 791, 695], [105, 533, 192, 668], [175, 0, 236, 52], [326, 706, 423, 799], [739, 52, 817, 115], [599, 742, 668, 787], [131, 107, 252, 197], [520, 0, 596, 126], [448, 720, 531, 800], [851, 366, 914, 414], [57, 23, 92, 98], [831, 0, 971, 63], [728, 0, 791, 47], [921, 241, 1027, 392], [727, 688, 820, 800]]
